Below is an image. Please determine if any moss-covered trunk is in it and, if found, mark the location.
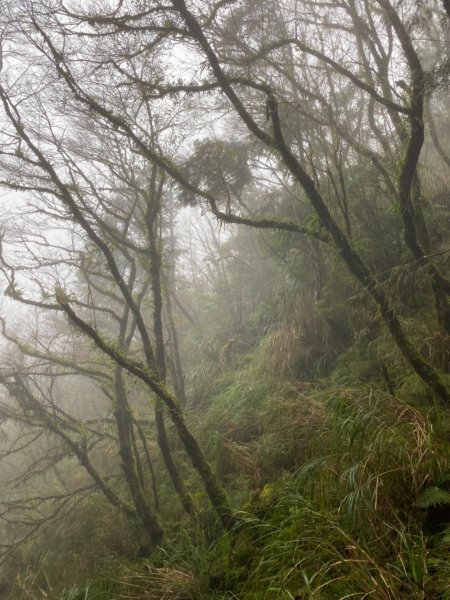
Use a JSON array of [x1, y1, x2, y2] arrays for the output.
[[114, 367, 164, 546], [145, 171, 197, 519]]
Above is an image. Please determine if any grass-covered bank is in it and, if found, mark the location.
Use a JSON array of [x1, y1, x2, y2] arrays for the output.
[[5, 356, 449, 599]]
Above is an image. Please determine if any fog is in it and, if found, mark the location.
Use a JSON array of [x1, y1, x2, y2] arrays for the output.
[[0, 0, 448, 598]]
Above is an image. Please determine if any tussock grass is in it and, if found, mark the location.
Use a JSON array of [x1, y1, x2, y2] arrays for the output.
[[118, 565, 200, 599], [216, 386, 450, 599], [260, 292, 328, 379], [7, 346, 450, 600], [199, 373, 327, 487]]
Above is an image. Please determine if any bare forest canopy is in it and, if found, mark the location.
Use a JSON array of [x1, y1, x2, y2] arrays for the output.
[[0, 0, 448, 598]]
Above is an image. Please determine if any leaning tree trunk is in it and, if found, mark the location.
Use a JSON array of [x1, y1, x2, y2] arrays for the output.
[[172, 0, 449, 402]]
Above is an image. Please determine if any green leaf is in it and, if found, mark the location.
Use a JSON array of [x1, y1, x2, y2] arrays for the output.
[[415, 487, 450, 509]]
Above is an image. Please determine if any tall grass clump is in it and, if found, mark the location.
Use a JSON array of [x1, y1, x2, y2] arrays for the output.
[[218, 386, 450, 599], [197, 363, 327, 488]]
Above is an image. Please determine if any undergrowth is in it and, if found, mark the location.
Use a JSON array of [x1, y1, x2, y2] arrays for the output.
[[6, 350, 450, 600], [19, 380, 446, 599]]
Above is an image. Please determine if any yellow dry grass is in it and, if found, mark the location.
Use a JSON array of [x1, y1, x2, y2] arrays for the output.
[[119, 566, 200, 600]]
